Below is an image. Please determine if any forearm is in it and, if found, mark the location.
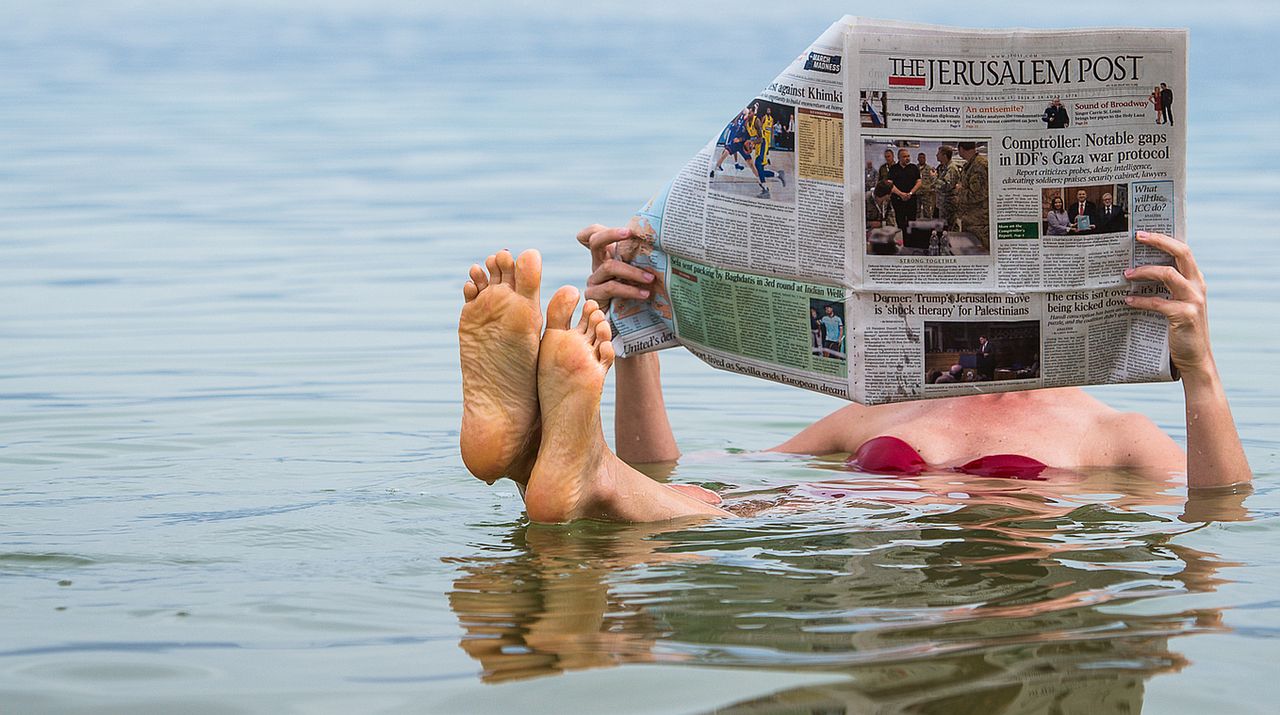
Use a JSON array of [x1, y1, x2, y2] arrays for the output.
[[613, 352, 680, 464], [1182, 359, 1251, 488]]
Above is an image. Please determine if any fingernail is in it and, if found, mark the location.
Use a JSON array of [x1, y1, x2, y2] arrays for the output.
[[1124, 268, 1134, 277], [640, 290, 650, 298], [617, 228, 629, 237], [643, 272, 655, 282], [1135, 231, 1147, 238], [1124, 296, 1135, 304]]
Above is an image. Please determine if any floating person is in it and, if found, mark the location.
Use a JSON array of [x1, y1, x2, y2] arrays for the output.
[[457, 230, 1250, 523]]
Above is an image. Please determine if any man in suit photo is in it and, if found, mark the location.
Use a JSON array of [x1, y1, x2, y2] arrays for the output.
[[1160, 83, 1174, 126], [1095, 192, 1127, 233], [1067, 189, 1097, 234]]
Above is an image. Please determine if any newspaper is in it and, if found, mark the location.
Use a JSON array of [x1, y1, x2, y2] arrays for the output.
[[611, 17, 1185, 405]]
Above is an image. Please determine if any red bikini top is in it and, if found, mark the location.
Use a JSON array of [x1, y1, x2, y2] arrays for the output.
[[847, 435, 1048, 480]]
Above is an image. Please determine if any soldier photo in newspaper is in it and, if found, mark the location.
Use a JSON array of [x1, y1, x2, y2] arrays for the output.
[[863, 138, 990, 256]]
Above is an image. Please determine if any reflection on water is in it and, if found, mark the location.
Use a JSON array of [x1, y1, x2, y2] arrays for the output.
[[449, 480, 1246, 711]]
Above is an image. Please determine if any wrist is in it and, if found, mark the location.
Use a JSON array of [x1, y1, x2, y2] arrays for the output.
[[617, 350, 659, 370], [1179, 355, 1221, 391]]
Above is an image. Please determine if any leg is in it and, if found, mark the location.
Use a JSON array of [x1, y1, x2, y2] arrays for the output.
[[459, 249, 544, 483], [523, 287, 729, 523], [712, 147, 730, 173]]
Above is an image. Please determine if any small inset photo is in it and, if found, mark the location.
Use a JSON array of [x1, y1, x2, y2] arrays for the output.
[[1148, 83, 1175, 126], [1041, 97, 1070, 130], [863, 139, 990, 255], [809, 298, 846, 361], [923, 320, 1039, 384], [709, 99, 796, 204], [1042, 184, 1128, 236], [860, 90, 888, 128]]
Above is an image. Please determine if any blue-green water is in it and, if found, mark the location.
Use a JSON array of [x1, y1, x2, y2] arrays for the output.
[[2, 2, 1279, 712]]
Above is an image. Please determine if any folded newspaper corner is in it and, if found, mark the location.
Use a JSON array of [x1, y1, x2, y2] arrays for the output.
[[610, 16, 1187, 405]]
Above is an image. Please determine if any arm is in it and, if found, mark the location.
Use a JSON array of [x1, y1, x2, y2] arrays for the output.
[[1125, 231, 1251, 488], [769, 403, 869, 455], [614, 352, 680, 463], [577, 224, 680, 464], [1046, 211, 1069, 235]]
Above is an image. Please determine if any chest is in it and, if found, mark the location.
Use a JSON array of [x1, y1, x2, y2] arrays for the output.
[[863, 405, 1098, 466]]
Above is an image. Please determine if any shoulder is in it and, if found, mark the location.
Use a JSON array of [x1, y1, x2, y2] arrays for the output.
[[769, 402, 880, 455], [1089, 409, 1184, 470]]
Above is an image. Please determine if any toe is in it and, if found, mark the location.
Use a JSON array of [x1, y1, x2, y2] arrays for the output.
[[592, 314, 611, 346], [468, 264, 488, 291], [514, 249, 542, 300], [484, 254, 500, 285], [495, 250, 516, 287], [545, 286, 580, 330], [597, 330, 616, 368], [576, 299, 599, 333], [463, 280, 479, 302]]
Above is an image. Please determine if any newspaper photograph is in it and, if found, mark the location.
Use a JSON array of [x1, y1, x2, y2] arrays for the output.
[[611, 16, 1185, 405]]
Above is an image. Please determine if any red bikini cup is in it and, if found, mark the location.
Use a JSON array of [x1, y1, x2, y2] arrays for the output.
[[847, 435, 1049, 481]]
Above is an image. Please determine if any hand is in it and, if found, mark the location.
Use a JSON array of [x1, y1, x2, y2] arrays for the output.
[[575, 224, 656, 309], [1124, 231, 1213, 377]]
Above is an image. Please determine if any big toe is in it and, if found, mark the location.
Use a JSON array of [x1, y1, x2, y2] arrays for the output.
[[545, 286, 580, 330], [514, 249, 542, 301]]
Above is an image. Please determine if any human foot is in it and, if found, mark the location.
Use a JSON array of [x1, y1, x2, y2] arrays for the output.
[[522, 286, 613, 522], [459, 249, 543, 483], [525, 288, 728, 523]]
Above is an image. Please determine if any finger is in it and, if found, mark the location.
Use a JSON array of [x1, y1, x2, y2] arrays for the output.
[[463, 280, 478, 302], [587, 259, 655, 286], [588, 226, 634, 255], [468, 263, 488, 291], [576, 223, 609, 247], [585, 280, 650, 303], [1125, 294, 1179, 317], [575, 299, 600, 333], [1125, 264, 1197, 301], [494, 249, 516, 287], [1136, 231, 1202, 285]]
